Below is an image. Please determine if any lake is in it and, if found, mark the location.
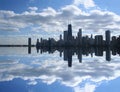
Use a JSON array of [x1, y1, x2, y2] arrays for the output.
[[0, 47, 120, 92]]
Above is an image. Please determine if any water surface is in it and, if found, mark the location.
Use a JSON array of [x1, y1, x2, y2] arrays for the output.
[[0, 47, 120, 92]]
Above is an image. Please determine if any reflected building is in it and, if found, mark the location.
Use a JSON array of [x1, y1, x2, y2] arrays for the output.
[[106, 47, 111, 61], [35, 46, 118, 67]]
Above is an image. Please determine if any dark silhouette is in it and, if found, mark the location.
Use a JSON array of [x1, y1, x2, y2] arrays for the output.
[[28, 38, 31, 54], [36, 24, 120, 48], [36, 46, 120, 67], [35, 24, 120, 67]]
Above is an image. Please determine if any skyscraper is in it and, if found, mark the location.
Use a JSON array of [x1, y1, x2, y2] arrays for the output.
[[28, 38, 31, 54], [77, 29, 82, 46], [64, 31, 68, 43], [67, 24, 72, 41], [105, 30, 111, 46]]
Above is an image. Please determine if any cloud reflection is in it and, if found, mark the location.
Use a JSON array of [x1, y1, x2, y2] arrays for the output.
[[0, 54, 120, 92]]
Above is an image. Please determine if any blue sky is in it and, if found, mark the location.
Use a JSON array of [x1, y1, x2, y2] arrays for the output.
[[0, 0, 120, 38], [0, 0, 72, 13]]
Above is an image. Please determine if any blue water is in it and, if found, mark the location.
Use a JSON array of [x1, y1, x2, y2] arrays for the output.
[[0, 47, 120, 92]]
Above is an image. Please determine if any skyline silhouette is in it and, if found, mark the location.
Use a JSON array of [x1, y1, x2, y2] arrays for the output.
[[35, 46, 120, 67], [36, 24, 120, 48], [29, 24, 120, 67]]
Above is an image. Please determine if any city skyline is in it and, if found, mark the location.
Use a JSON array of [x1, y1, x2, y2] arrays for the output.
[[1, 0, 120, 92], [36, 24, 120, 47], [34, 24, 120, 67]]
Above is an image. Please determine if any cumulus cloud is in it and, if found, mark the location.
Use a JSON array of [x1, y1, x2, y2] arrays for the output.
[[0, 0, 120, 39], [28, 7, 38, 11], [73, 0, 96, 8], [0, 4, 120, 36], [74, 84, 96, 92], [40, 7, 57, 16]]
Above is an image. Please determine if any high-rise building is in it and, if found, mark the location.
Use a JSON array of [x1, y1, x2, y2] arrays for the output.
[[77, 29, 82, 46], [28, 38, 31, 54], [95, 35, 103, 46], [28, 38, 31, 46], [64, 31, 68, 43], [60, 34, 62, 40], [105, 30, 111, 46], [68, 24, 72, 38], [67, 24, 72, 43], [111, 36, 117, 46]]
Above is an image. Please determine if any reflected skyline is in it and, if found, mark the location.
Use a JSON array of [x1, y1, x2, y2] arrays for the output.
[[0, 46, 120, 92], [36, 46, 120, 67]]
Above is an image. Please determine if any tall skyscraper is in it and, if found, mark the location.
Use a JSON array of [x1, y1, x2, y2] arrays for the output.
[[105, 30, 111, 46], [67, 24, 72, 41], [77, 29, 82, 46]]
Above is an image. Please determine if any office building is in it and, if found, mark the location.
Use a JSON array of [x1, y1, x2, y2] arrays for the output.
[[105, 30, 111, 46]]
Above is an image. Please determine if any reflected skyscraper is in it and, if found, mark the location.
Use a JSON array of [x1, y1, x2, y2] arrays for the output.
[[106, 47, 111, 61]]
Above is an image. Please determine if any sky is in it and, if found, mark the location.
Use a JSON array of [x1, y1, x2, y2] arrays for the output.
[[0, 0, 120, 40]]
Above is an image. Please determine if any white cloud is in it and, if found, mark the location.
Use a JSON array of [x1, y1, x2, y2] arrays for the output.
[[40, 7, 57, 16], [28, 7, 38, 11], [73, 0, 96, 8], [0, 5, 120, 36], [0, 1, 120, 39], [28, 80, 37, 85], [74, 84, 96, 92]]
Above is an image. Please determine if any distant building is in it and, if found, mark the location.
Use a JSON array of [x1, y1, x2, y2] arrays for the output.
[[95, 35, 103, 46], [67, 24, 72, 40], [105, 30, 111, 46], [77, 29, 82, 46], [111, 36, 117, 46], [64, 31, 68, 43], [67, 24, 73, 45]]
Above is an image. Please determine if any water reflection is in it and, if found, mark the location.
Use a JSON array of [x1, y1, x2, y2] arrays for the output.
[[0, 47, 120, 92], [36, 46, 120, 67]]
